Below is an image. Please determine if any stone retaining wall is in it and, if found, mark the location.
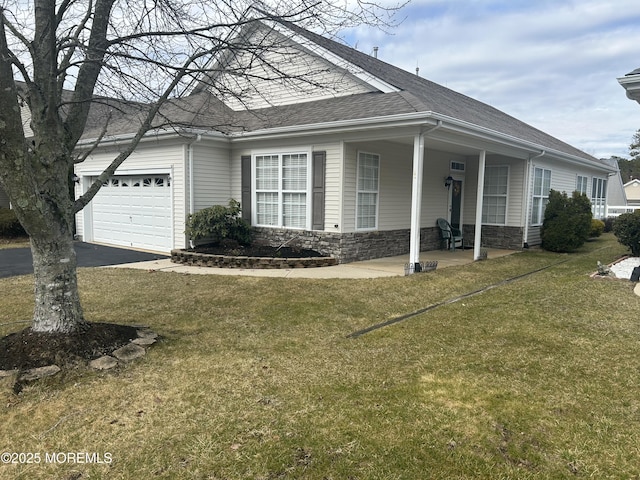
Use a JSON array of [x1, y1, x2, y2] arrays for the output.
[[171, 249, 337, 269]]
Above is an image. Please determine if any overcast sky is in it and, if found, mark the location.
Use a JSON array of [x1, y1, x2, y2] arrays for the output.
[[341, 0, 640, 159]]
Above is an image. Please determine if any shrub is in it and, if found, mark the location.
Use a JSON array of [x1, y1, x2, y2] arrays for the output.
[[541, 190, 592, 252], [603, 216, 616, 233], [612, 210, 640, 256], [590, 219, 605, 237], [185, 200, 252, 246], [0, 208, 27, 238]]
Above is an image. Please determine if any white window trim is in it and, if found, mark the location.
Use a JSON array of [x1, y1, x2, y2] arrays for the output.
[[482, 164, 509, 226], [591, 177, 607, 219], [531, 167, 551, 226], [576, 175, 589, 195], [356, 150, 380, 231], [252, 150, 312, 230]]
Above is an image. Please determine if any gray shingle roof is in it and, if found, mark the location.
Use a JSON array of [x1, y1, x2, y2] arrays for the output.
[[81, 18, 604, 167]]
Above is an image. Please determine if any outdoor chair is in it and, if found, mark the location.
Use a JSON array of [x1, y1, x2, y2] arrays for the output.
[[436, 218, 464, 250]]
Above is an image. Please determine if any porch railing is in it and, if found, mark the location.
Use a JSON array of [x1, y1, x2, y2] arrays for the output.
[[606, 205, 640, 217]]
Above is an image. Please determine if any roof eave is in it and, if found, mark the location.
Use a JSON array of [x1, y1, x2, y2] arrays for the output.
[[618, 74, 640, 104], [231, 111, 612, 172]]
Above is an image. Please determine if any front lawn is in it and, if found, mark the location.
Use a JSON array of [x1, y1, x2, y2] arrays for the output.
[[1, 234, 638, 479]]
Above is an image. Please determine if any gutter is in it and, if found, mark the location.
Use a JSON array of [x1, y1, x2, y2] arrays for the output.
[[230, 111, 612, 173], [77, 112, 612, 175]]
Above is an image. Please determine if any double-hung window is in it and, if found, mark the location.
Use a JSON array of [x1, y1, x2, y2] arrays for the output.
[[531, 167, 551, 225], [482, 165, 509, 224], [591, 177, 607, 219], [255, 153, 309, 228], [576, 175, 589, 195], [356, 152, 380, 230]]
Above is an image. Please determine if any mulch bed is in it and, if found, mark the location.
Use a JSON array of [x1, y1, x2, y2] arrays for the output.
[[0, 322, 138, 371]]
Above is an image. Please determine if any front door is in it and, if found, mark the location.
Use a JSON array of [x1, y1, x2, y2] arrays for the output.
[[450, 179, 463, 230]]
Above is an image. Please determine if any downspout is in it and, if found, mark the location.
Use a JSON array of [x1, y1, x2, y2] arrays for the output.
[[523, 150, 545, 248], [409, 120, 443, 273]]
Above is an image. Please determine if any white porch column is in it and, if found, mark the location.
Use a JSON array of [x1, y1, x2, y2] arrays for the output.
[[473, 150, 486, 261], [409, 132, 425, 271]]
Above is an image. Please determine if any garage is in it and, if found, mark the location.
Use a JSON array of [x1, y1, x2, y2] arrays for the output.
[[90, 175, 173, 252]]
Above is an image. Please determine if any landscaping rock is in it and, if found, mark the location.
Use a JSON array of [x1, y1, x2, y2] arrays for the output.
[[19, 365, 61, 382], [136, 329, 158, 339], [90, 355, 118, 370], [132, 336, 157, 346], [112, 343, 146, 362]]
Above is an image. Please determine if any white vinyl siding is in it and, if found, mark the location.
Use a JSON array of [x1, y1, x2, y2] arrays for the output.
[[254, 152, 309, 228], [191, 142, 232, 211], [213, 25, 374, 111], [483, 165, 509, 225], [356, 152, 379, 230], [531, 167, 551, 225]]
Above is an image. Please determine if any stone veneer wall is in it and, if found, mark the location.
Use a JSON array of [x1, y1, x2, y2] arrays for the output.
[[253, 226, 443, 264], [462, 225, 524, 250]]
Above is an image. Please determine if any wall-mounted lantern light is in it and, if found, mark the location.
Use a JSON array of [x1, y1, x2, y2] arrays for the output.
[[444, 175, 454, 189]]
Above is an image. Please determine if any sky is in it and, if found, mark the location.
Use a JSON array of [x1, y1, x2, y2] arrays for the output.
[[340, 0, 640, 159]]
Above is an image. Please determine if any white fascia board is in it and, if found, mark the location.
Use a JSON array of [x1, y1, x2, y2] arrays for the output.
[[75, 128, 228, 149], [618, 74, 640, 103], [429, 113, 613, 173], [232, 110, 612, 173], [268, 21, 400, 94]]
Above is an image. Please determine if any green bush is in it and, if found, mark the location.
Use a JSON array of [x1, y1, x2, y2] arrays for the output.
[[541, 190, 592, 252], [590, 218, 605, 237], [185, 200, 252, 246], [603, 216, 616, 233], [612, 210, 640, 256], [0, 207, 27, 238]]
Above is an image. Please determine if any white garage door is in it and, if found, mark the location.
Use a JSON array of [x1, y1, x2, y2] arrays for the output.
[[91, 175, 172, 252]]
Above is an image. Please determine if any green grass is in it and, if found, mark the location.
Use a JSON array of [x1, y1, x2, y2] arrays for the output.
[[1, 234, 639, 479], [0, 237, 29, 250]]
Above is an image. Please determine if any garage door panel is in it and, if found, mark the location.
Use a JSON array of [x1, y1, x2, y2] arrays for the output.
[[90, 175, 172, 252]]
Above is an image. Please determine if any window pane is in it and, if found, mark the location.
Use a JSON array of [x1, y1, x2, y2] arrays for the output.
[[533, 168, 542, 195], [282, 154, 307, 191], [256, 155, 279, 190], [283, 193, 306, 228], [256, 192, 278, 225], [357, 192, 377, 229], [543, 170, 551, 195]]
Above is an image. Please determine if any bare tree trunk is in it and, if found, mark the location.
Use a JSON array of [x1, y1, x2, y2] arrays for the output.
[[30, 232, 86, 333]]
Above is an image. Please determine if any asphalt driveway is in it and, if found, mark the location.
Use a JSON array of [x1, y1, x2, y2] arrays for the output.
[[0, 242, 168, 279]]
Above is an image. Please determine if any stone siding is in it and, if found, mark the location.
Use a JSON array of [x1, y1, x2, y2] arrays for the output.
[[462, 225, 524, 250], [171, 249, 337, 269]]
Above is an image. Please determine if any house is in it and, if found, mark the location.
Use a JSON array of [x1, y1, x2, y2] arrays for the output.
[[73, 17, 615, 267], [624, 179, 640, 206]]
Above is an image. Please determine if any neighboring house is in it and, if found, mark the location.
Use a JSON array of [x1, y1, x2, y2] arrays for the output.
[[624, 179, 640, 206], [70, 17, 614, 265]]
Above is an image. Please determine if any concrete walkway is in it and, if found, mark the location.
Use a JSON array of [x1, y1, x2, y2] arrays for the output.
[[107, 248, 517, 279]]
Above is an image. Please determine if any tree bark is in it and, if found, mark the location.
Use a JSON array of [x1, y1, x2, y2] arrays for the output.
[[30, 233, 86, 333]]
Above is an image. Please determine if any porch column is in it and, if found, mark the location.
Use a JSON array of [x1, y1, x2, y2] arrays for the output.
[[473, 150, 486, 261], [409, 132, 425, 271]]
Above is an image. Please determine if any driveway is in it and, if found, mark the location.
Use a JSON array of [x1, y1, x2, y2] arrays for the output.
[[0, 242, 168, 279]]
